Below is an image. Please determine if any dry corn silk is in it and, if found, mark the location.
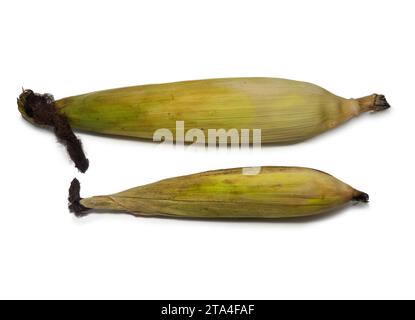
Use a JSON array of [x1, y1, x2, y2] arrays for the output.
[[18, 78, 390, 172], [69, 166, 368, 219]]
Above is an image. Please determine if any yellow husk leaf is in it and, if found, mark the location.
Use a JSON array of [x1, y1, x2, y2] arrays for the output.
[[79, 166, 367, 219]]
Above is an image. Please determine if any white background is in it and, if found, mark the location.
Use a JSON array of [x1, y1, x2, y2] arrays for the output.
[[1, 0, 414, 300]]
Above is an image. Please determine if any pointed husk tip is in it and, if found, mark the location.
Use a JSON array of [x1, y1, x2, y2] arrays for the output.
[[373, 94, 391, 111], [356, 94, 391, 113], [353, 191, 369, 203]]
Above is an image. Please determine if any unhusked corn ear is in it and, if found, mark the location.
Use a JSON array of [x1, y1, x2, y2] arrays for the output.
[[18, 78, 390, 172], [69, 166, 368, 219]]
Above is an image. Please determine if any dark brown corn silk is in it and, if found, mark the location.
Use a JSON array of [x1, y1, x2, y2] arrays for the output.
[[17, 90, 89, 172], [68, 178, 89, 216]]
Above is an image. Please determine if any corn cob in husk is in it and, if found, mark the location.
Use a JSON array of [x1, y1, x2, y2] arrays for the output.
[[69, 166, 368, 219], [18, 78, 390, 172]]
